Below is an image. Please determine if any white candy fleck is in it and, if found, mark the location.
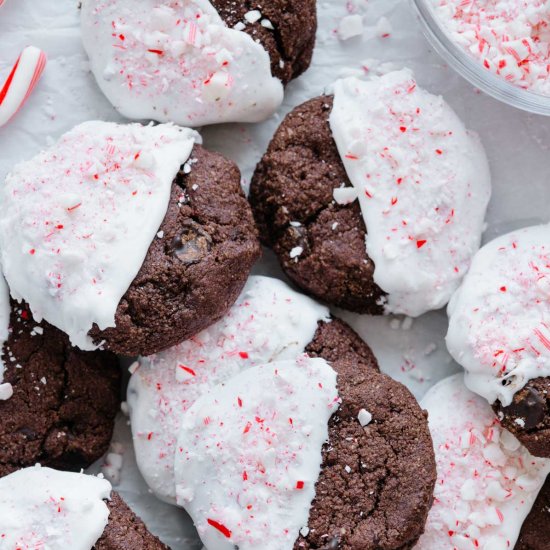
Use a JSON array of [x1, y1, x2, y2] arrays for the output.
[[244, 10, 262, 24], [338, 15, 364, 41], [357, 408, 372, 427]]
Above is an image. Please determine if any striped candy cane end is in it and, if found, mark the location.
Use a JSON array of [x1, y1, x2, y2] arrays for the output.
[[0, 46, 47, 128]]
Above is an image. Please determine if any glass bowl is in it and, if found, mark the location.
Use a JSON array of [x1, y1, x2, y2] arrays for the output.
[[411, 0, 550, 116]]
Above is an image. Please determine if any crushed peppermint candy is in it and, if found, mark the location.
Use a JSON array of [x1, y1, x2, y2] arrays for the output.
[[0, 466, 112, 550], [418, 374, 550, 550], [290, 246, 304, 259], [0, 121, 197, 351], [429, 0, 550, 96], [174, 357, 338, 550], [81, 0, 283, 127], [357, 408, 372, 427], [329, 69, 491, 317], [0, 382, 13, 401], [101, 445, 125, 485], [244, 9, 262, 23], [333, 186, 359, 205], [447, 225, 550, 406], [376, 16, 392, 39], [338, 15, 364, 40], [127, 276, 330, 503]]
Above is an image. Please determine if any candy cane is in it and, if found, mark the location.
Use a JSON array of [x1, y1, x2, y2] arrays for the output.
[[0, 46, 47, 127]]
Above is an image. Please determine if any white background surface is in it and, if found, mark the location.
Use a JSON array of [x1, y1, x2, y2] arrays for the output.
[[1, 0, 550, 547]]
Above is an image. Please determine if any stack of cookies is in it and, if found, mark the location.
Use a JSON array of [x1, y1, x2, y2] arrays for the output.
[[0, 1, 548, 549]]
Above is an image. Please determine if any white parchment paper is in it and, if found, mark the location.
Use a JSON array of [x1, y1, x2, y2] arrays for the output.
[[1, 0, 550, 547]]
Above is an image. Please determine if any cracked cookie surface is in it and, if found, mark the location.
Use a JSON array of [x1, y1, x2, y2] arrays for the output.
[[250, 97, 385, 314], [298, 321, 436, 549], [211, 0, 317, 85], [0, 302, 120, 478], [90, 145, 261, 357]]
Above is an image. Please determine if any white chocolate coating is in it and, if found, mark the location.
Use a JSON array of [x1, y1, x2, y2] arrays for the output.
[[0, 121, 197, 350], [0, 466, 112, 550], [330, 70, 491, 317], [174, 356, 338, 550], [81, 0, 284, 127], [418, 374, 550, 550], [447, 224, 550, 406], [127, 275, 330, 503]]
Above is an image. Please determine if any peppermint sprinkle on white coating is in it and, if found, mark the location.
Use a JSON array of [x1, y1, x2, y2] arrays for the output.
[[418, 374, 550, 550], [0, 121, 198, 350], [81, 0, 283, 127], [127, 276, 330, 503], [357, 408, 372, 427], [447, 224, 550, 406], [330, 70, 491, 317], [0, 466, 112, 550], [174, 357, 339, 550]]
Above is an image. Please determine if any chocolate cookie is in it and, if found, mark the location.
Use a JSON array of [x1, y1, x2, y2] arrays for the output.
[[250, 96, 385, 314], [295, 362, 436, 550], [306, 317, 380, 373], [129, 275, 435, 547], [82, 0, 316, 127], [516, 476, 550, 550], [95, 493, 169, 550], [0, 302, 120, 478], [446, 224, 550, 459], [90, 145, 261, 356], [211, 0, 317, 84], [250, 72, 491, 318], [494, 377, 550, 458]]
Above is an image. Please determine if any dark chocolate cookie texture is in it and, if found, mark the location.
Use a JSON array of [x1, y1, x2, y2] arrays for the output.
[[95, 493, 169, 550], [294, 360, 436, 550], [212, 0, 317, 84], [494, 377, 550, 458], [250, 96, 386, 314], [90, 145, 261, 356], [516, 475, 550, 550], [0, 302, 120, 478]]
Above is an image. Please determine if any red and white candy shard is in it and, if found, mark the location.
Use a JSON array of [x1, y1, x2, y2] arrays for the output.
[[0, 46, 47, 128], [329, 69, 491, 317], [447, 224, 550, 406], [174, 357, 339, 550], [429, 0, 550, 95], [0, 465, 112, 550], [417, 374, 550, 550], [0, 121, 198, 351], [81, 0, 283, 127], [127, 275, 330, 503], [0, 275, 11, 401]]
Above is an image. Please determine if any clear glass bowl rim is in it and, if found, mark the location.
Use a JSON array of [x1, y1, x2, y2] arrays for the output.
[[411, 0, 550, 116]]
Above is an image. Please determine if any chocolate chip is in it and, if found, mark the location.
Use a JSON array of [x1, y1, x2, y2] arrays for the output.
[[171, 221, 212, 265], [502, 386, 546, 430]]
